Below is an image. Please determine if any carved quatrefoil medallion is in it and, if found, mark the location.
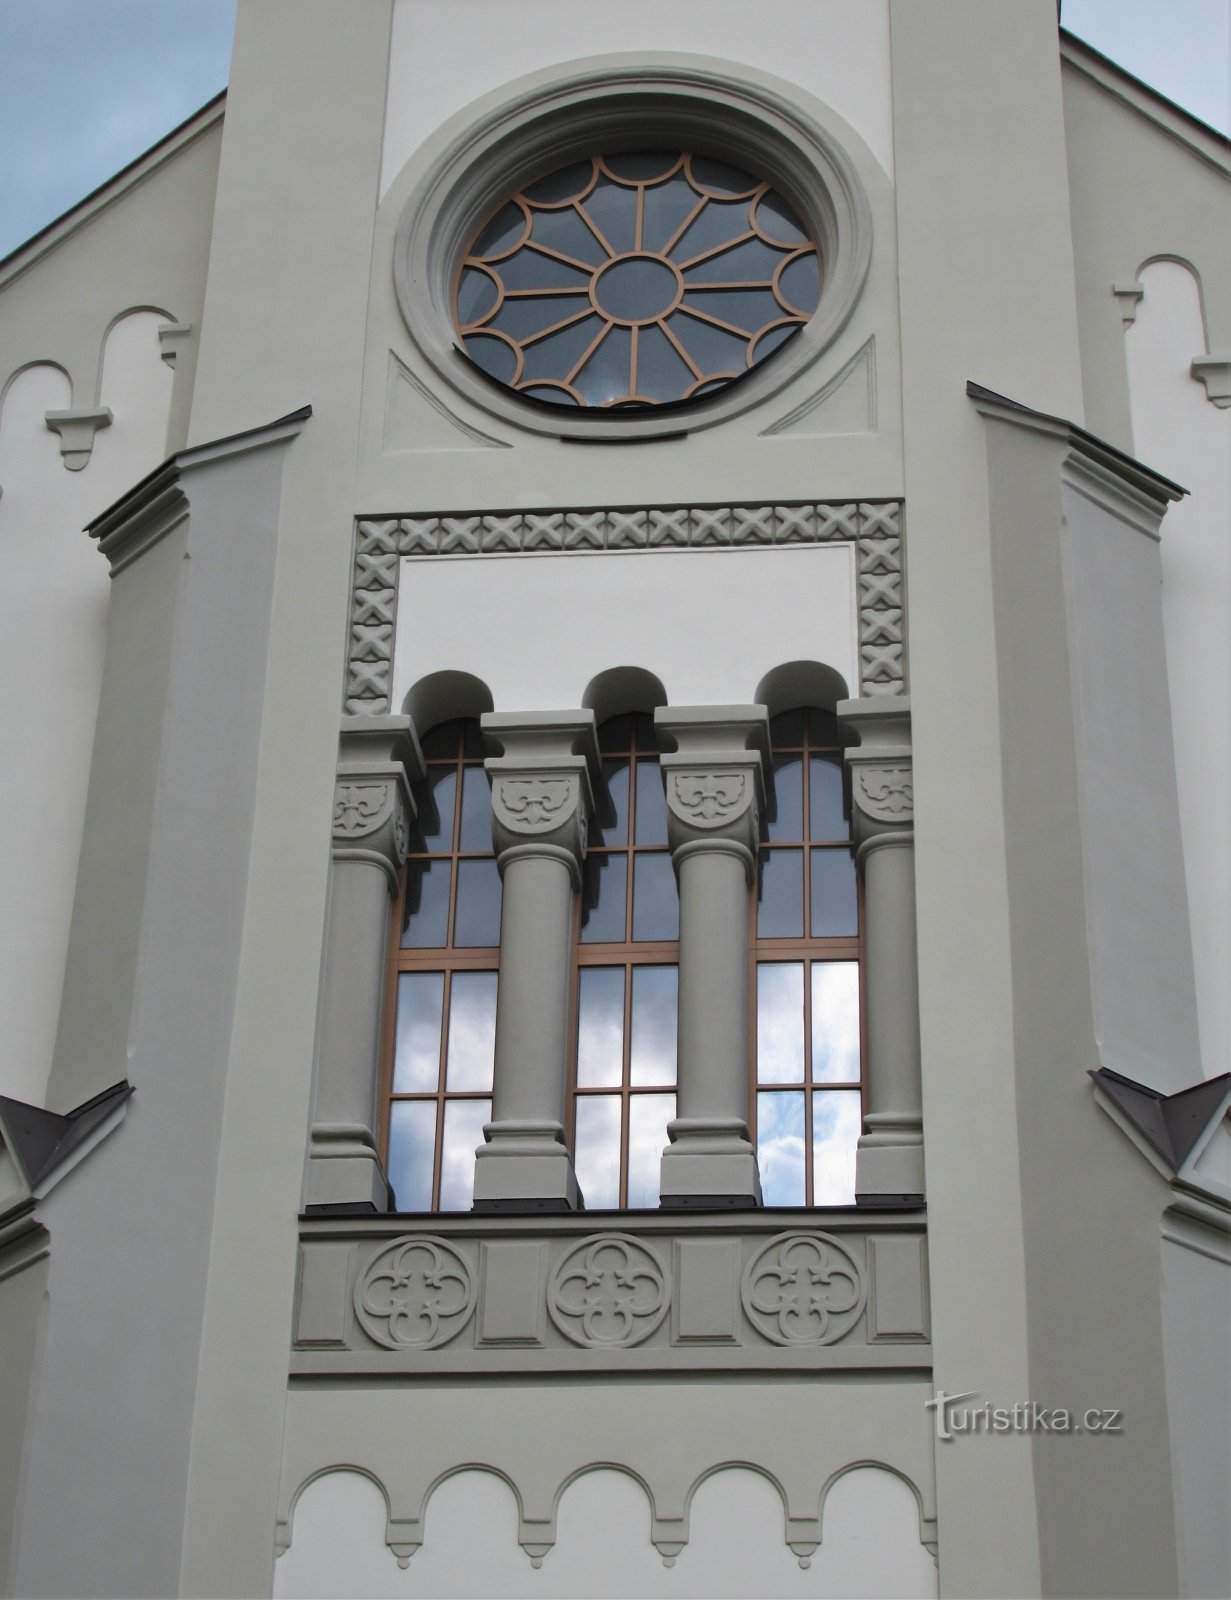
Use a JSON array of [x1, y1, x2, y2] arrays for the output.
[[547, 1233, 670, 1348], [355, 1236, 477, 1350], [741, 1232, 866, 1346]]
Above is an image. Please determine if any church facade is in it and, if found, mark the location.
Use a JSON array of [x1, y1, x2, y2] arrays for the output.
[[1, 4, 1228, 1596]]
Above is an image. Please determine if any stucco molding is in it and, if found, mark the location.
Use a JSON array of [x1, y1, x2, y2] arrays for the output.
[[347, 501, 906, 714], [44, 406, 112, 470], [1190, 354, 1231, 407]]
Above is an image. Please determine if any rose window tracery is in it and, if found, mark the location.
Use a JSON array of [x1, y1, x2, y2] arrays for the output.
[[454, 151, 822, 409]]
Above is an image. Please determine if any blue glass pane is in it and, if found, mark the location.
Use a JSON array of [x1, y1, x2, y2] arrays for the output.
[[445, 971, 497, 1091], [574, 1095, 621, 1210], [756, 963, 805, 1085], [402, 858, 451, 947], [757, 1091, 805, 1207], [577, 178, 638, 255], [409, 767, 456, 851], [811, 963, 861, 1084], [497, 247, 591, 293], [439, 1099, 490, 1211], [757, 849, 803, 939], [628, 1094, 674, 1209], [489, 294, 589, 343], [765, 755, 803, 841], [633, 759, 667, 845], [393, 971, 444, 1092], [453, 859, 502, 947], [810, 848, 858, 938], [458, 766, 492, 852], [809, 756, 846, 839], [595, 759, 630, 845], [387, 1101, 436, 1212], [630, 966, 677, 1086], [519, 314, 604, 385], [813, 1089, 860, 1205], [577, 968, 625, 1088], [580, 853, 628, 944], [573, 325, 632, 406], [632, 853, 679, 942]]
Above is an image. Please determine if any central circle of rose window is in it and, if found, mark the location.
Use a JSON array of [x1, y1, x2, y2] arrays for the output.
[[454, 151, 822, 410]]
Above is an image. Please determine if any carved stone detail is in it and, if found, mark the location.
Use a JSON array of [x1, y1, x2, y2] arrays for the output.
[[741, 1233, 867, 1346], [666, 770, 750, 828], [547, 1234, 670, 1348], [354, 1236, 476, 1350], [347, 502, 906, 712], [333, 781, 395, 840], [491, 775, 576, 834], [852, 764, 914, 825]]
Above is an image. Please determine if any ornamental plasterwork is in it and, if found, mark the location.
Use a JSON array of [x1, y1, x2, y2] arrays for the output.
[[851, 763, 914, 825], [354, 1236, 476, 1350], [546, 1234, 670, 1349], [490, 775, 576, 833], [666, 770, 749, 827], [741, 1232, 866, 1347], [346, 500, 906, 714]]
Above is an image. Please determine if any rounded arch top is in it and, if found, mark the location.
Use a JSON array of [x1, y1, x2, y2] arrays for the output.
[[403, 669, 495, 735], [755, 659, 850, 718], [582, 666, 668, 725], [390, 51, 877, 441]]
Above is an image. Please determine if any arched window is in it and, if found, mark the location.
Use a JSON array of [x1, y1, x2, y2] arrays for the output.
[[570, 714, 679, 1208], [382, 719, 501, 1210], [754, 709, 862, 1205]]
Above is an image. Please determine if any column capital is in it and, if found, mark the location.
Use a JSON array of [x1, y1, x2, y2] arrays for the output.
[[655, 705, 769, 870], [837, 697, 913, 844], [482, 710, 599, 868], [332, 715, 425, 892]]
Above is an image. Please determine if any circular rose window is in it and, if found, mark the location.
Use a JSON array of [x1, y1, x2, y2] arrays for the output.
[[453, 152, 822, 410]]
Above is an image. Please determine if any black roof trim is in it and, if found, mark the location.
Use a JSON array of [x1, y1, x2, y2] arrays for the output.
[[1090, 1066, 1231, 1171], [0, 1080, 133, 1191], [966, 381, 1188, 497]]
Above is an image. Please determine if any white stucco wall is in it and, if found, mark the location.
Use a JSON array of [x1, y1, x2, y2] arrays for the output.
[[380, 0, 894, 192], [0, 312, 173, 1105], [274, 1462, 937, 1599], [1123, 260, 1231, 1081], [391, 542, 859, 713]]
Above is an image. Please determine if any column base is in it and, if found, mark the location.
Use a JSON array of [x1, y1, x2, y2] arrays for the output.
[[659, 1118, 762, 1209], [472, 1120, 581, 1211], [304, 1125, 390, 1211], [854, 1123, 925, 1204]]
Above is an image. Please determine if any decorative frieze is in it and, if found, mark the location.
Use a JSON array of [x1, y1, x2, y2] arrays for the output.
[[346, 501, 906, 714], [293, 1213, 930, 1374]]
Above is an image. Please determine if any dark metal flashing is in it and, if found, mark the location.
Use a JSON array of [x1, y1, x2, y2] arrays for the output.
[[967, 381, 1188, 499], [84, 405, 313, 537], [0, 1080, 133, 1192], [1090, 1066, 1231, 1171]]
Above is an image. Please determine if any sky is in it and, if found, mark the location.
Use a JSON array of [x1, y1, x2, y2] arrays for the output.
[[0, 0, 1227, 262]]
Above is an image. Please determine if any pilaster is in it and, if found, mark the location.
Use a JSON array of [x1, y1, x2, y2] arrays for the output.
[[305, 716, 423, 1213], [656, 706, 769, 1208], [474, 712, 599, 1211]]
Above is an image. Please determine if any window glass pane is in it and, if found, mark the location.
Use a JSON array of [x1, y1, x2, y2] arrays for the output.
[[813, 1089, 860, 1205], [574, 1095, 621, 1210], [641, 178, 702, 255], [462, 721, 486, 759], [438, 1098, 490, 1211], [665, 309, 749, 374], [402, 858, 451, 947], [410, 767, 456, 851], [757, 1091, 805, 1207], [810, 848, 858, 938], [445, 971, 497, 1090], [634, 323, 695, 402], [756, 963, 805, 1084], [458, 766, 492, 852], [683, 235, 783, 285], [757, 848, 803, 938], [577, 968, 625, 1088], [574, 325, 632, 407], [630, 965, 677, 1086], [627, 1094, 674, 1209], [596, 759, 629, 845], [387, 1101, 436, 1212], [580, 853, 628, 944], [672, 199, 754, 265], [453, 858, 502, 946], [633, 759, 667, 845], [393, 971, 444, 1092], [528, 205, 607, 267], [811, 963, 861, 1084], [632, 853, 679, 942], [578, 178, 638, 255], [765, 755, 803, 841], [808, 755, 846, 839]]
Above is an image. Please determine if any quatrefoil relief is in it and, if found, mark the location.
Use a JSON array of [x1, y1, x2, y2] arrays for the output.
[[741, 1232, 866, 1346], [547, 1234, 670, 1348]]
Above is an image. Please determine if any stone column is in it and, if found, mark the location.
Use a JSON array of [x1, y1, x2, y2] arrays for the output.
[[304, 715, 423, 1212], [838, 698, 924, 1205], [656, 706, 769, 1208], [473, 711, 599, 1211]]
